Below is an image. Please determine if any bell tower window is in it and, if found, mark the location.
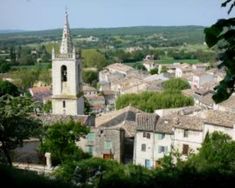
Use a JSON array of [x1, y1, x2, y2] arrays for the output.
[[61, 65, 67, 82]]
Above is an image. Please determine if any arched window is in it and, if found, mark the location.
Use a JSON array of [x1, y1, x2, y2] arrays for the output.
[[61, 65, 67, 82]]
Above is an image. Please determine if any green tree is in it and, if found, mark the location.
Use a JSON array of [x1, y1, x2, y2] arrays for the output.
[[82, 49, 108, 71], [40, 120, 90, 165], [204, 0, 235, 103], [115, 91, 193, 112], [163, 78, 190, 90], [82, 70, 98, 87], [0, 95, 41, 166], [11, 68, 40, 91], [150, 68, 158, 75], [9, 47, 16, 65], [160, 65, 168, 73], [0, 80, 20, 97], [43, 100, 52, 113], [0, 59, 10, 73], [187, 131, 235, 174]]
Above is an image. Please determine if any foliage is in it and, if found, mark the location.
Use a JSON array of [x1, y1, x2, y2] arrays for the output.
[[160, 65, 168, 73], [84, 97, 92, 115], [82, 49, 108, 71], [43, 100, 52, 113], [40, 120, 90, 165], [0, 95, 41, 166], [221, 0, 235, 14], [150, 68, 158, 75], [55, 158, 154, 188], [37, 69, 51, 85], [204, 1, 235, 103], [187, 131, 235, 174], [0, 80, 20, 97], [0, 165, 74, 188], [115, 91, 193, 112], [9, 67, 50, 91], [0, 59, 10, 73], [133, 63, 147, 71], [163, 78, 190, 90], [82, 70, 98, 87]]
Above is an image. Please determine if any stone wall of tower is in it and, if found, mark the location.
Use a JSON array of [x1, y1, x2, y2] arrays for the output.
[[52, 58, 81, 96], [52, 97, 84, 115]]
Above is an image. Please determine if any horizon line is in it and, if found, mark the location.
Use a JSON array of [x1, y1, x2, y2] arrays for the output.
[[0, 24, 207, 33]]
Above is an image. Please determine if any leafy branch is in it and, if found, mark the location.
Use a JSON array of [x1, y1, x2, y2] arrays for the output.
[[204, 1, 235, 103]]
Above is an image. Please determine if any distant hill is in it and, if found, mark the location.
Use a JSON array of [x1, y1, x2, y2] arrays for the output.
[[0, 26, 205, 47], [0, 30, 25, 34], [0, 25, 205, 37]]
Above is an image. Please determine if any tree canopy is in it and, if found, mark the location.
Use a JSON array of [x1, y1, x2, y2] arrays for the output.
[[115, 91, 193, 112], [82, 70, 98, 87], [163, 78, 190, 90], [0, 95, 41, 166], [0, 80, 20, 97], [82, 49, 108, 71], [187, 131, 235, 174], [40, 120, 90, 165]]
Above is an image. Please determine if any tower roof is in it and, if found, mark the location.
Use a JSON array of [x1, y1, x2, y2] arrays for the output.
[[60, 10, 73, 54]]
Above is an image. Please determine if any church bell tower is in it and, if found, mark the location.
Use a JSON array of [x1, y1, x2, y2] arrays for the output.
[[51, 11, 84, 115]]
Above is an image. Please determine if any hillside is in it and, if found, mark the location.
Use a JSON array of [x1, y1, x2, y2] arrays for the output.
[[0, 26, 205, 47]]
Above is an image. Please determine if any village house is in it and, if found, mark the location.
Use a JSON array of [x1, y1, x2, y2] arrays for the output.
[[83, 84, 97, 96], [29, 86, 52, 103], [175, 63, 192, 78], [133, 113, 173, 168], [101, 90, 116, 111], [143, 55, 157, 71], [213, 94, 235, 112], [201, 110, 235, 140], [133, 108, 235, 168], [192, 63, 209, 72], [193, 90, 214, 109], [192, 72, 215, 89], [85, 95, 105, 114], [78, 106, 143, 163], [172, 115, 204, 159]]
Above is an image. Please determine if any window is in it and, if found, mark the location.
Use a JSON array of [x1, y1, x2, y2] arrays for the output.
[[146, 133, 151, 139], [87, 133, 95, 142], [184, 130, 189, 138], [104, 141, 112, 150], [63, 101, 66, 108], [61, 65, 67, 82], [86, 146, 94, 154], [145, 159, 151, 169], [156, 133, 165, 140], [158, 146, 168, 153], [143, 132, 151, 139], [141, 144, 146, 152], [182, 144, 189, 155]]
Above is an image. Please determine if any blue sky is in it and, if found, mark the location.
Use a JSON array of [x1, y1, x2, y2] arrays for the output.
[[0, 0, 234, 30]]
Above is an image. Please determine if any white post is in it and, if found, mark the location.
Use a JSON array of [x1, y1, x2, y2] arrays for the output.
[[45, 152, 52, 169]]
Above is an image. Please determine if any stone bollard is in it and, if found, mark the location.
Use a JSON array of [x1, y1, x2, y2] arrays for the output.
[[45, 152, 52, 169]]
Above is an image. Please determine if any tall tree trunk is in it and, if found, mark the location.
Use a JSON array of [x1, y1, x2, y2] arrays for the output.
[[1, 141, 12, 166]]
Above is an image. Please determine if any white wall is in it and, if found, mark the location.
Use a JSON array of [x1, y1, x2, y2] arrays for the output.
[[134, 132, 154, 168], [203, 123, 235, 140], [154, 133, 172, 161]]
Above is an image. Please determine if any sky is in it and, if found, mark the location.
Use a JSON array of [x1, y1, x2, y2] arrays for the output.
[[0, 0, 235, 30]]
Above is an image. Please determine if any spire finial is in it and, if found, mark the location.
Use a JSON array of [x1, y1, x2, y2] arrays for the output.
[[60, 8, 73, 54]]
